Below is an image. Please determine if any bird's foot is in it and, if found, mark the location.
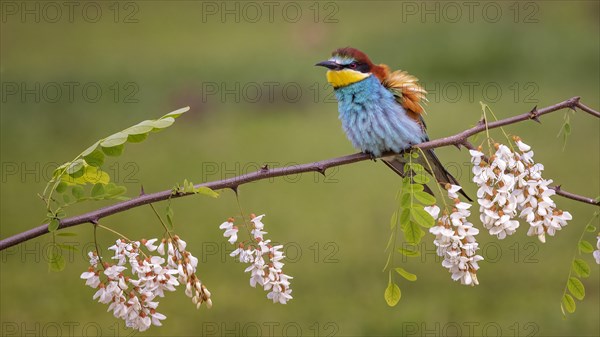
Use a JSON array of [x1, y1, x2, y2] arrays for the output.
[[365, 151, 378, 162]]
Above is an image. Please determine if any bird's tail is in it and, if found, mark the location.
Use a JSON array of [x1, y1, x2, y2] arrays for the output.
[[382, 149, 471, 201]]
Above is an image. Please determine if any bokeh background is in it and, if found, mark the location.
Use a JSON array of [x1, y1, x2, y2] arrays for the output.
[[1, 1, 599, 336]]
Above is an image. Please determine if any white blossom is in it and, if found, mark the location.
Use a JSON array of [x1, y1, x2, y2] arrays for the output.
[[429, 185, 483, 286], [470, 138, 571, 242], [81, 235, 211, 332], [221, 214, 293, 303]]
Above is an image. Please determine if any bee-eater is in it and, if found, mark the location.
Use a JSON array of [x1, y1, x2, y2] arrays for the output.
[[316, 47, 470, 200]]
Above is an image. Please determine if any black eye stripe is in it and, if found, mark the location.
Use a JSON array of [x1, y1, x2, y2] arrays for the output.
[[344, 62, 370, 73]]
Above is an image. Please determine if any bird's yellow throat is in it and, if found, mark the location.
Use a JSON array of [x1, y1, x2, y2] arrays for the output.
[[326, 69, 370, 88]]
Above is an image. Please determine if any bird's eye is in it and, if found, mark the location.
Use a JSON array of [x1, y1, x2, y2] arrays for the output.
[[349, 63, 357, 69]]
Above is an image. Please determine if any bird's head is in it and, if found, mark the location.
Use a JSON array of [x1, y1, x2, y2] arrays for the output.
[[315, 47, 388, 89]]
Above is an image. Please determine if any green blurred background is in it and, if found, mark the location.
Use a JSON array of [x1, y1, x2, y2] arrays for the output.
[[1, 1, 599, 336]]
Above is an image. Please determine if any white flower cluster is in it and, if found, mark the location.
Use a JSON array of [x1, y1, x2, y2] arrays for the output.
[[426, 185, 484, 286], [220, 214, 293, 304], [594, 236, 600, 265], [471, 137, 572, 242], [81, 236, 211, 331]]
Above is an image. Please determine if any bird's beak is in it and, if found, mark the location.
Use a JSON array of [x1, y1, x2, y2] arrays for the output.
[[315, 60, 341, 70]]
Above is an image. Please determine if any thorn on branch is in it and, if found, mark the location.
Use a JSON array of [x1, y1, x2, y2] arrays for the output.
[[316, 166, 326, 176], [90, 219, 99, 225], [139, 185, 145, 196], [477, 117, 486, 126], [230, 186, 238, 195], [260, 165, 269, 172], [569, 96, 581, 106], [529, 106, 541, 123]]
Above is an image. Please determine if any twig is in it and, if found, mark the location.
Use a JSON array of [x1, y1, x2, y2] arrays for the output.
[[0, 97, 598, 251]]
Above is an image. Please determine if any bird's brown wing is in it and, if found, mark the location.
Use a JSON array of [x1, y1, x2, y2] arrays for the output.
[[380, 68, 428, 128]]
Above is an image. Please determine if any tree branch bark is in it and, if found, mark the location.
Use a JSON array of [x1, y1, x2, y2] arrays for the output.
[[1, 97, 598, 251]]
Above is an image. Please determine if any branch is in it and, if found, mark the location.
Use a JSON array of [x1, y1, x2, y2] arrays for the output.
[[1, 97, 598, 251]]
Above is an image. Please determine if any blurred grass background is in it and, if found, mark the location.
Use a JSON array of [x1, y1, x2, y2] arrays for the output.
[[1, 1, 599, 336]]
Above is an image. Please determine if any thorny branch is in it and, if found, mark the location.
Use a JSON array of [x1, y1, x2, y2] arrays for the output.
[[0, 97, 598, 251]]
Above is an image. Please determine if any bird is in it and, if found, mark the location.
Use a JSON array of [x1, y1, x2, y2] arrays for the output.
[[315, 47, 470, 200]]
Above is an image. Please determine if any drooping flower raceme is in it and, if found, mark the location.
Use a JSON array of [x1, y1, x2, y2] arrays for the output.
[[221, 214, 293, 304], [471, 137, 572, 242], [81, 236, 211, 332], [426, 185, 484, 286]]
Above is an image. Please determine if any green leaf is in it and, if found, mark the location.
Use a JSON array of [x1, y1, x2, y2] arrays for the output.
[[101, 144, 124, 157], [399, 208, 410, 226], [402, 220, 424, 244], [100, 132, 128, 148], [55, 181, 68, 194], [61, 165, 110, 185], [105, 184, 127, 197], [125, 121, 155, 135], [48, 218, 60, 232], [562, 294, 576, 314], [407, 183, 424, 192], [406, 163, 425, 174], [47, 245, 66, 272], [83, 166, 110, 184], [72, 186, 84, 199], [390, 211, 398, 229], [572, 259, 590, 278], [384, 279, 401, 307], [66, 159, 85, 175], [63, 194, 71, 203], [410, 151, 419, 159], [91, 183, 105, 198], [585, 224, 597, 233], [567, 277, 585, 300], [399, 193, 411, 208], [411, 206, 435, 228], [195, 186, 219, 198], [83, 149, 105, 167], [395, 267, 417, 281], [578, 240, 594, 254], [398, 247, 421, 257], [127, 133, 148, 143], [412, 174, 430, 184], [183, 179, 194, 193], [413, 190, 436, 205], [161, 106, 190, 119], [150, 117, 175, 129]]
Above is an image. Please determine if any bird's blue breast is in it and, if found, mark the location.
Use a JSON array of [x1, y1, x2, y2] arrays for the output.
[[334, 75, 426, 156]]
